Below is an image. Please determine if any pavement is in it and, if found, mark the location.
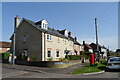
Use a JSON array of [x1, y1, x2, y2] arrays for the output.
[[2, 63, 85, 74]]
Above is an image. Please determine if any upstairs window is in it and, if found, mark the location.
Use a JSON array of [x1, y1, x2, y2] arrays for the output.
[[70, 41, 73, 46], [23, 35, 27, 43], [47, 34, 52, 40], [58, 37, 60, 41], [63, 39, 66, 43]]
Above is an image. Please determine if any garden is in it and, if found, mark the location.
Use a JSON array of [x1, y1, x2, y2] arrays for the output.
[[72, 59, 107, 74]]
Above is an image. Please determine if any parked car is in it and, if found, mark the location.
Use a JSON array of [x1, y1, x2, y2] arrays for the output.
[[106, 57, 120, 69]]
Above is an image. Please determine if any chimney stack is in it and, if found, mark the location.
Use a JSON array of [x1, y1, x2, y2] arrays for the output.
[[68, 31, 72, 37], [74, 37, 77, 41], [14, 15, 20, 31], [83, 41, 85, 44]]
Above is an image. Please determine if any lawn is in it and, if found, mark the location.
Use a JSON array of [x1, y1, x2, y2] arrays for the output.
[[72, 64, 103, 74]]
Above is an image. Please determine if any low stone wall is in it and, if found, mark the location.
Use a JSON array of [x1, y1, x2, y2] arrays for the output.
[[15, 59, 84, 68]]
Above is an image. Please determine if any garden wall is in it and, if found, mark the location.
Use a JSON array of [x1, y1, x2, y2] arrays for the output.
[[15, 59, 89, 68]]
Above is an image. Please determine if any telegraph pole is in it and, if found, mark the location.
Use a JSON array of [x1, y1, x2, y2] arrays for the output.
[[95, 18, 99, 62]]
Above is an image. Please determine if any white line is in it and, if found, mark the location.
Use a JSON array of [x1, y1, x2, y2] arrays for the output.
[[2, 71, 28, 78]]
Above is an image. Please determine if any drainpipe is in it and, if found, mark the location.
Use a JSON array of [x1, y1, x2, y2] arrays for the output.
[[13, 32, 15, 65], [44, 32, 46, 61]]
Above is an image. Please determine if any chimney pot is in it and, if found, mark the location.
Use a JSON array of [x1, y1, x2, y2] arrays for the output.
[[14, 15, 20, 30], [68, 31, 72, 37], [74, 37, 77, 41], [83, 41, 85, 44]]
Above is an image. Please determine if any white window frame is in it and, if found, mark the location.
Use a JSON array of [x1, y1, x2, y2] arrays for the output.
[[70, 41, 73, 46], [47, 34, 52, 40], [63, 39, 66, 43], [56, 50, 60, 58], [47, 50, 51, 57], [58, 37, 60, 42]]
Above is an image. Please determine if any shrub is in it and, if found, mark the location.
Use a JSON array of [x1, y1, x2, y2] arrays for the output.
[[94, 62, 99, 66], [97, 63, 106, 70], [100, 59, 107, 65], [47, 58, 52, 61], [59, 58, 64, 61], [65, 55, 81, 60], [2, 52, 11, 59], [59, 58, 68, 61], [31, 56, 37, 61]]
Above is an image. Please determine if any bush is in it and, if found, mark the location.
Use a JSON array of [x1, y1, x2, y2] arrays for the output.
[[31, 56, 37, 61], [65, 55, 81, 60], [97, 63, 106, 70], [2, 52, 11, 59], [47, 58, 52, 61], [59, 58, 68, 61], [100, 59, 107, 65], [94, 62, 99, 66]]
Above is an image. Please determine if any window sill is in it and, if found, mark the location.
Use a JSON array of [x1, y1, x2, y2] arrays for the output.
[[47, 40, 52, 42]]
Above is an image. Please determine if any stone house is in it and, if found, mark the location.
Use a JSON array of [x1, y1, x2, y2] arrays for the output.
[[10, 16, 74, 61], [90, 43, 108, 58], [83, 41, 93, 53], [73, 37, 81, 55]]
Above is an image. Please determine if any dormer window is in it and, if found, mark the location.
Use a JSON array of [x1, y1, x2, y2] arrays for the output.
[[41, 19, 48, 30]]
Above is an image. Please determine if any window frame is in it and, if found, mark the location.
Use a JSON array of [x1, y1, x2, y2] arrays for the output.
[[47, 34, 52, 40], [47, 50, 51, 58], [56, 50, 60, 58]]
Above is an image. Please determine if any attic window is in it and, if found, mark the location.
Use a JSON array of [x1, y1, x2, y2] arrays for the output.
[[42, 21, 48, 29]]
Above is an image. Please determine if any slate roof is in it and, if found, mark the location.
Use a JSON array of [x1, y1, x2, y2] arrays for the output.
[[22, 18, 74, 41], [90, 43, 107, 49], [74, 40, 81, 45], [84, 43, 92, 49]]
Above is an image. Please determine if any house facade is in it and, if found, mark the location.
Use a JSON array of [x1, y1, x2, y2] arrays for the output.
[[83, 41, 93, 53], [73, 37, 81, 55], [10, 16, 74, 61], [90, 43, 108, 58]]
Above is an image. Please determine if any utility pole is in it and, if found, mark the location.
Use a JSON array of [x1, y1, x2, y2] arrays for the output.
[[95, 18, 99, 62]]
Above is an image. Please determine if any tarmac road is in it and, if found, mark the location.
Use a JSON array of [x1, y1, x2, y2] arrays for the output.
[[2, 63, 119, 79]]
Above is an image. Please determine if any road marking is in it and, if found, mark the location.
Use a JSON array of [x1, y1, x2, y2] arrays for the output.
[[2, 71, 28, 78]]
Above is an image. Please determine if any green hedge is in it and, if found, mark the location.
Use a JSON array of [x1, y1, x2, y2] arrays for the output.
[[65, 55, 80, 60], [97, 63, 106, 70], [100, 59, 107, 65], [2, 52, 11, 59], [65, 55, 88, 60]]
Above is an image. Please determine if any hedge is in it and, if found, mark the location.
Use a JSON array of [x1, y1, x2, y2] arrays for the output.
[[2, 52, 11, 59], [97, 63, 106, 70], [65, 55, 88, 60], [100, 59, 107, 65]]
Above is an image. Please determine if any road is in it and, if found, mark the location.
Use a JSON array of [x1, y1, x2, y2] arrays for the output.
[[2, 66, 119, 78]]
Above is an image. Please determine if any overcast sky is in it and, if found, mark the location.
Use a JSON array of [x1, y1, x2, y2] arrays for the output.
[[2, 2, 118, 51]]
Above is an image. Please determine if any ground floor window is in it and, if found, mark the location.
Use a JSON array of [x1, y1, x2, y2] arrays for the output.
[[56, 51, 60, 57], [47, 50, 51, 57]]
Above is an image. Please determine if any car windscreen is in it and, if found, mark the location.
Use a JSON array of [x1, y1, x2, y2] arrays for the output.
[[110, 58, 120, 62]]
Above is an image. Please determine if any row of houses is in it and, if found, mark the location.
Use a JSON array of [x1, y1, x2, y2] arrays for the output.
[[7, 15, 108, 61]]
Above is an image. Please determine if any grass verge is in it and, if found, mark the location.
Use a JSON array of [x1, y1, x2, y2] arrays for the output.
[[72, 64, 103, 74]]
